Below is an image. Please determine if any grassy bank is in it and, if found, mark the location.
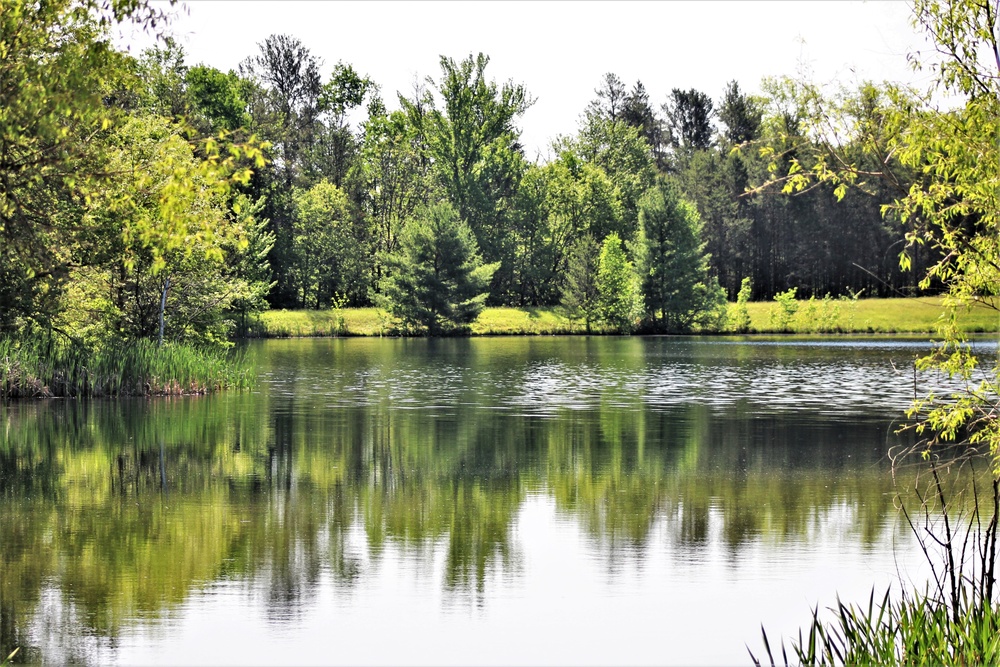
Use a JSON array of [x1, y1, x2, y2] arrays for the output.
[[249, 297, 1000, 338], [0, 336, 253, 399]]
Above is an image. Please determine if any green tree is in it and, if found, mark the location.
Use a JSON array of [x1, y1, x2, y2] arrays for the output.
[[733, 277, 753, 333], [290, 180, 367, 308], [378, 203, 499, 335], [574, 116, 656, 240], [718, 80, 763, 146], [560, 234, 602, 333], [355, 98, 436, 288], [227, 194, 275, 335], [185, 65, 251, 133], [622, 80, 666, 169], [238, 34, 323, 307], [400, 53, 532, 300], [59, 114, 260, 345], [635, 180, 726, 332], [760, 3, 1000, 459], [663, 88, 715, 155], [0, 0, 165, 332], [596, 233, 642, 333], [509, 149, 621, 305]]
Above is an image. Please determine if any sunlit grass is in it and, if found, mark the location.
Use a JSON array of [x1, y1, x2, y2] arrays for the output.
[[752, 462, 1000, 666], [0, 336, 253, 398], [752, 588, 1000, 666], [740, 296, 1000, 334], [250, 297, 1000, 337], [470, 307, 585, 335]]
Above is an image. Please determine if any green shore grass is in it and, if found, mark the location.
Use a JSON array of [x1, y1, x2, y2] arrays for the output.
[[251, 297, 1000, 338], [0, 337, 253, 399]]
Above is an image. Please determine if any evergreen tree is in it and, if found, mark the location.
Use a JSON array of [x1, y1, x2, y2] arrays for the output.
[[227, 194, 276, 337], [560, 234, 602, 333], [636, 179, 726, 332], [622, 80, 666, 169], [378, 203, 498, 335], [663, 88, 715, 157], [596, 233, 642, 333]]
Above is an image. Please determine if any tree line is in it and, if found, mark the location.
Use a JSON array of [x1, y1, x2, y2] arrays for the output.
[[1, 0, 937, 343]]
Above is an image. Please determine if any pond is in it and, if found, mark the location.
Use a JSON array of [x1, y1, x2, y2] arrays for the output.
[[0, 336, 973, 665]]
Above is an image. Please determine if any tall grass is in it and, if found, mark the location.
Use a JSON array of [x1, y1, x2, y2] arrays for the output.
[[752, 454, 1000, 666], [0, 335, 253, 398]]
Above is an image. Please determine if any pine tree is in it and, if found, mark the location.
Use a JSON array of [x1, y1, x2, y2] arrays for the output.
[[560, 234, 602, 333], [636, 179, 726, 332], [377, 203, 498, 335]]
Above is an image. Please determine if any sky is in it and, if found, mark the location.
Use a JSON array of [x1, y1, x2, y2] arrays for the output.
[[117, 1, 932, 160]]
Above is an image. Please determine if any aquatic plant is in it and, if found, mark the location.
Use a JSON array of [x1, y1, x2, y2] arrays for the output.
[[0, 335, 253, 398], [751, 451, 1000, 666]]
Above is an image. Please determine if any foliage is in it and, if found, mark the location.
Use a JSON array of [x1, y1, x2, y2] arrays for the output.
[[289, 179, 366, 308], [186, 64, 251, 133], [596, 233, 642, 333], [662, 87, 715, 155], [770, 287, 800, 332], [734, 277, 753, 333], [400, 53, 532, 299], [560, 234, 603, 333], [355, 101, 436, 285], [0, 334, 252, 398], [0, 0, 979, 342], [228, 194, 276, 336], [377, 203, 499, 335], [718, 80, 763, 146], [634, 179, 726, 332], [510, 149, 621, 306], [757, 0, 1000, 465], [0, 0, 265, 348], [64, 114, 262, 346], [0, 0, 163, 331], [573, 117, 657, 239]]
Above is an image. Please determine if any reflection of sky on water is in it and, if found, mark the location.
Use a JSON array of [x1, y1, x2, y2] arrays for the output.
[[107, 495, 925, 667]]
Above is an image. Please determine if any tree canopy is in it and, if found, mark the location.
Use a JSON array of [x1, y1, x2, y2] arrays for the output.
[[1, 0, 977, 341]]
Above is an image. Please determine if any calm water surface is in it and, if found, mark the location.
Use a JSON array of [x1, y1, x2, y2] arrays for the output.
[[0, 336, 980, 665]]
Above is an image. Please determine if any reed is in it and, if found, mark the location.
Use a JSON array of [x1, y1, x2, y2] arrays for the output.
[[752, 457, 1000, 666], [0, 335, 253, 399]]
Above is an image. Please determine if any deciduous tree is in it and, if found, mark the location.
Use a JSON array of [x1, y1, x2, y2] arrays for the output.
[[400, 53, 532, 300], [596, 233, 642, 333]]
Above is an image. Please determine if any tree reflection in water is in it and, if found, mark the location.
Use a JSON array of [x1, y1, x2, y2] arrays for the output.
[[0, 337, 916, 663]]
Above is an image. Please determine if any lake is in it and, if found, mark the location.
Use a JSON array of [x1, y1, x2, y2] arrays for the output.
[[0, 336, 965, 665]]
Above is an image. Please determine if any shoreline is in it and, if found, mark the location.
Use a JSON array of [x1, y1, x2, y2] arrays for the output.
[[246, 298, 1000, 339]]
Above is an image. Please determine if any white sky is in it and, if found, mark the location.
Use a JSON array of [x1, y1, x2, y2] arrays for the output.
[[118, 1, 932, 160]]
